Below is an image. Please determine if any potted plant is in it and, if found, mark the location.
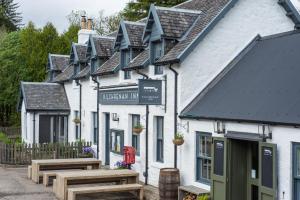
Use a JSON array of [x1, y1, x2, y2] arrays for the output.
[[173, 133, 184, 146], [73, 117, 81, 124], [79, 146, 94, 158], [114, 161, 128, 169], [133, 124, 143, 134]]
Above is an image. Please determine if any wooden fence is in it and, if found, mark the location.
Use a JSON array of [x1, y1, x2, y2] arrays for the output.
[[0, 142, 92, 165], [0, 127, 21, 139]]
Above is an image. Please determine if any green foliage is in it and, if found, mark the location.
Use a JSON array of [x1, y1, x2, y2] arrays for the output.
[[0, 0, 22, 31], [175, 132, 184, 139], [122, 0, 187, 21], [197, 194, 210, 200]]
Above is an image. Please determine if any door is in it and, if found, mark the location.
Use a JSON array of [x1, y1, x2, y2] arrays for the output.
[[211, 137, 228, 200], [39, 115, 51, 143], [259, 142, 277, 200], [293, 143, 300, 200], [105, 113, 110, 165]]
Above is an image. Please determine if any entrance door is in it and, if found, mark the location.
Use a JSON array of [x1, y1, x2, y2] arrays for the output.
[[105, 113, 110, 165], [211, 137, 228, 200], [39, 115, 51, 143], [259, 142, 277, 200], [293, 143, 300, 200]]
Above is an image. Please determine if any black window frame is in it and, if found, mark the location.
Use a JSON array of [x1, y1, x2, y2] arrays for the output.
[[132, 114, 140, 156], [196, 131, 212, 185], [156, 116, 164, 163], [110, 129, 124, 155], [92, 112, 98, 145]]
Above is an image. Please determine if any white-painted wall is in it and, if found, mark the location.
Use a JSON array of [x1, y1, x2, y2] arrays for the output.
[[179, 118, 300, 200], [178, 0, 295, 110]]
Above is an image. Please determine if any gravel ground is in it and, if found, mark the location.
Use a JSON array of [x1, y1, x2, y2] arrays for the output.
[[0, 167, 138, 200]]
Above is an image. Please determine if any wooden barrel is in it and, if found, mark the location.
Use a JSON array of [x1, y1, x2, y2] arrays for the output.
[[159, 168, 180, 200]]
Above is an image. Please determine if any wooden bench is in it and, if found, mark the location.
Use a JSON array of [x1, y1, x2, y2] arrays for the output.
[[27, 166, 32, 179], [178, 185, 210, 200], [67, 183, 144, 200], [43, 169, 83, 186]]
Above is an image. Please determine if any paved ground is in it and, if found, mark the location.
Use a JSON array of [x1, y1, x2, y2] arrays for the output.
[[0, 167, 140, 200]]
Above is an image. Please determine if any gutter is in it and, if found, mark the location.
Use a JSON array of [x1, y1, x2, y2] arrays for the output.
[[76, 80, 82, 140], [92, 76, 100, 159], [135, 69, 149, 185], [169, 64, 178, 169]]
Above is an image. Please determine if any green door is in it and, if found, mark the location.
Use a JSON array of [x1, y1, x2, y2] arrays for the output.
[[259, 142, 277, 200], [211, 137, 227, 200]]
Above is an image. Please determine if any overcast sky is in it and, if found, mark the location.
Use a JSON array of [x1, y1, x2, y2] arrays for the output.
[[15, 0, 130, 33], [15, 0, 300, 33]]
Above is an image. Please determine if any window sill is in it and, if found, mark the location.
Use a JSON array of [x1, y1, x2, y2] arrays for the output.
[[196, 179, 211, 186], [150, 161, 165, 169]]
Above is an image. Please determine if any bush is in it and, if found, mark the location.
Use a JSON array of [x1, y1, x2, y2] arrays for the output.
[[0, 132, 10, 144]]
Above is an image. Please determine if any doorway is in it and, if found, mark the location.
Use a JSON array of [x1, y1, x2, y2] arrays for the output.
[[104, 113, 110, 165]]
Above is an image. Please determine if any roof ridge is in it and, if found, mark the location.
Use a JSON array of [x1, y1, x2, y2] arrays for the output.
[[123, 21, 146, 26], [93, 35, 115, 40], [260, 29, 300, 41], [155, 6, 202, 14]]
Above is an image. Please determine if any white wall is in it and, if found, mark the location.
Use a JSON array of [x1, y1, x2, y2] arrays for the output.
[[178, 0, 294, 111]]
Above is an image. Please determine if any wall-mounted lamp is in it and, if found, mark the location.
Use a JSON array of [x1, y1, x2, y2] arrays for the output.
[[258, 124, 272, 141], [112, 113, 119, 122], [213, 121, 226, 134], [177, 121, 189, 133]]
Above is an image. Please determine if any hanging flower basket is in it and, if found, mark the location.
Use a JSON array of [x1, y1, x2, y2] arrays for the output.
[[173, 133, 184, 146], [133, 125, 143, 134], [73, 118, 81, 124]]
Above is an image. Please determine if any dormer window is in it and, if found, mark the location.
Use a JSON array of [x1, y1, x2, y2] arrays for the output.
[[74, 64, 80, 75], [151, 41, 164, 75]]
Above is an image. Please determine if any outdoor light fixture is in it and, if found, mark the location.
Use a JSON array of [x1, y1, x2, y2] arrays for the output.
[[112, 113, 119, 121], [213, 121, 226, 134], [258, 124, 272, 141], [177, 121, 189, 133]]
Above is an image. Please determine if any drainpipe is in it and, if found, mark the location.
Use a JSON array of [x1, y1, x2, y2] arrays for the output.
[[92, 76, 100, 159], [76, 80, 82, 140], [136, 70, 150, 185], [33, 112, 36, 144], [169, 64, 178, 169]]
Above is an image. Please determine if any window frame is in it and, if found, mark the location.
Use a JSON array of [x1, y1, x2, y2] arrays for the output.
[[156, 116, 164, 163], [110, 129, 124, 155], [74, 111, 79, 140], [92, 112, 98, 145], [196, 131, 212, 185], [131, 114, 140, 156]]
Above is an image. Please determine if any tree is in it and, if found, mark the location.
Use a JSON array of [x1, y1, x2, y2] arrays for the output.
[[122, 0, 187, 21], [59, 24, 80, 54], [0, 0, 22, 31], [94, 11, 121, 35]]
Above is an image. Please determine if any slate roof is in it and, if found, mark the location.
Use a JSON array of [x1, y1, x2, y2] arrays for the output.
[[124, 49, 150, 70], [20, 82, 70, 112], [180, 30, 300, 126], [53, 64, 74, 83], [92, 36, 114, 58], [124, 21, 145, 47], [155, 6, 201, 39], [48, 54, 69, 72], [74, 44, 88, 61], [92, 52, 120, 76], [73, 65, 90, 80], [156, 0, 232, 65]]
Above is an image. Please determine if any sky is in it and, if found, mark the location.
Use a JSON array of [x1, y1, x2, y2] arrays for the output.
[[15, 0, 130, 33]]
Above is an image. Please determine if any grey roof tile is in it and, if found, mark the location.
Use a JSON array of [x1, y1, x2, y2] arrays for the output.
[[92, 36, 114, 58], [53, 64, 74, 83], [75, 44, 88, 61], [124, 49, 150, 70], [73, 65, 91, 80], [49, 54, 69, 71], [21, 82, 70, 111], [93, 52, 120, 76], [180, 31, 300, 126], [124, 22, 145, 47], [156, 0, 231, 64]]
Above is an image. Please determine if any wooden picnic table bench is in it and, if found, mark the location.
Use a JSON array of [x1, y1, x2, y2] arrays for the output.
[[54, 169, 139, 200], [67, 183, 144, 200], [31, 158, 101, 183], [42, 169, 83, 186]]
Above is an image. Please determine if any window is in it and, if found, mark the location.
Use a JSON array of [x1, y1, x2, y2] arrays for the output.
[[124, 70, 131, 80], [74, 64, 80, 75], [196, 132, 212, 184], [154, 65, 163, 75], [110, 129, 124, 155], [121, 50, 131, 68], [92, 112, 98, 144], [74, 111, 79, 140], [132, 115, 140, 156], [156, 116, 164, 162]]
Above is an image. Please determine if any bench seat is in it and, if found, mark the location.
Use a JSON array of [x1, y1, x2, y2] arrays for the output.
[[67, 183, 144, 200], [42, 169, 83, 186]]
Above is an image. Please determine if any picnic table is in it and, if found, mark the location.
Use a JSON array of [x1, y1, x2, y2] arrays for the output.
[[54, 169, 139, 200], [31, 158, 101, 183]]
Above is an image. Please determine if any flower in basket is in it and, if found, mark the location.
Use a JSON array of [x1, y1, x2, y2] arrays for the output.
[[173, 132, 185, 146], [133, 124, 143, 134], [73, 118, 81, 124], [114, 160, 128, 169], [82, 146, 95, 158]]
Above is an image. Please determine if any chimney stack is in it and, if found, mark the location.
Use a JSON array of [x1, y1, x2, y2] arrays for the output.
[[81, 16, 87, 29], [87, 18, 93, 30]]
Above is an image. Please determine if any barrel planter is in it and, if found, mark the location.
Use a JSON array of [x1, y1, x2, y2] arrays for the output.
[[159, 168, 180, 200]]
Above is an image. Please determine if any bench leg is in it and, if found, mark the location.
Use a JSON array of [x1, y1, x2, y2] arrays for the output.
[[53, 179, 57, 194], [139, 188, 144, 200], [43, 174, 49, 186], [27, 166, 32, 179], [67, 190, 76, 200]]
